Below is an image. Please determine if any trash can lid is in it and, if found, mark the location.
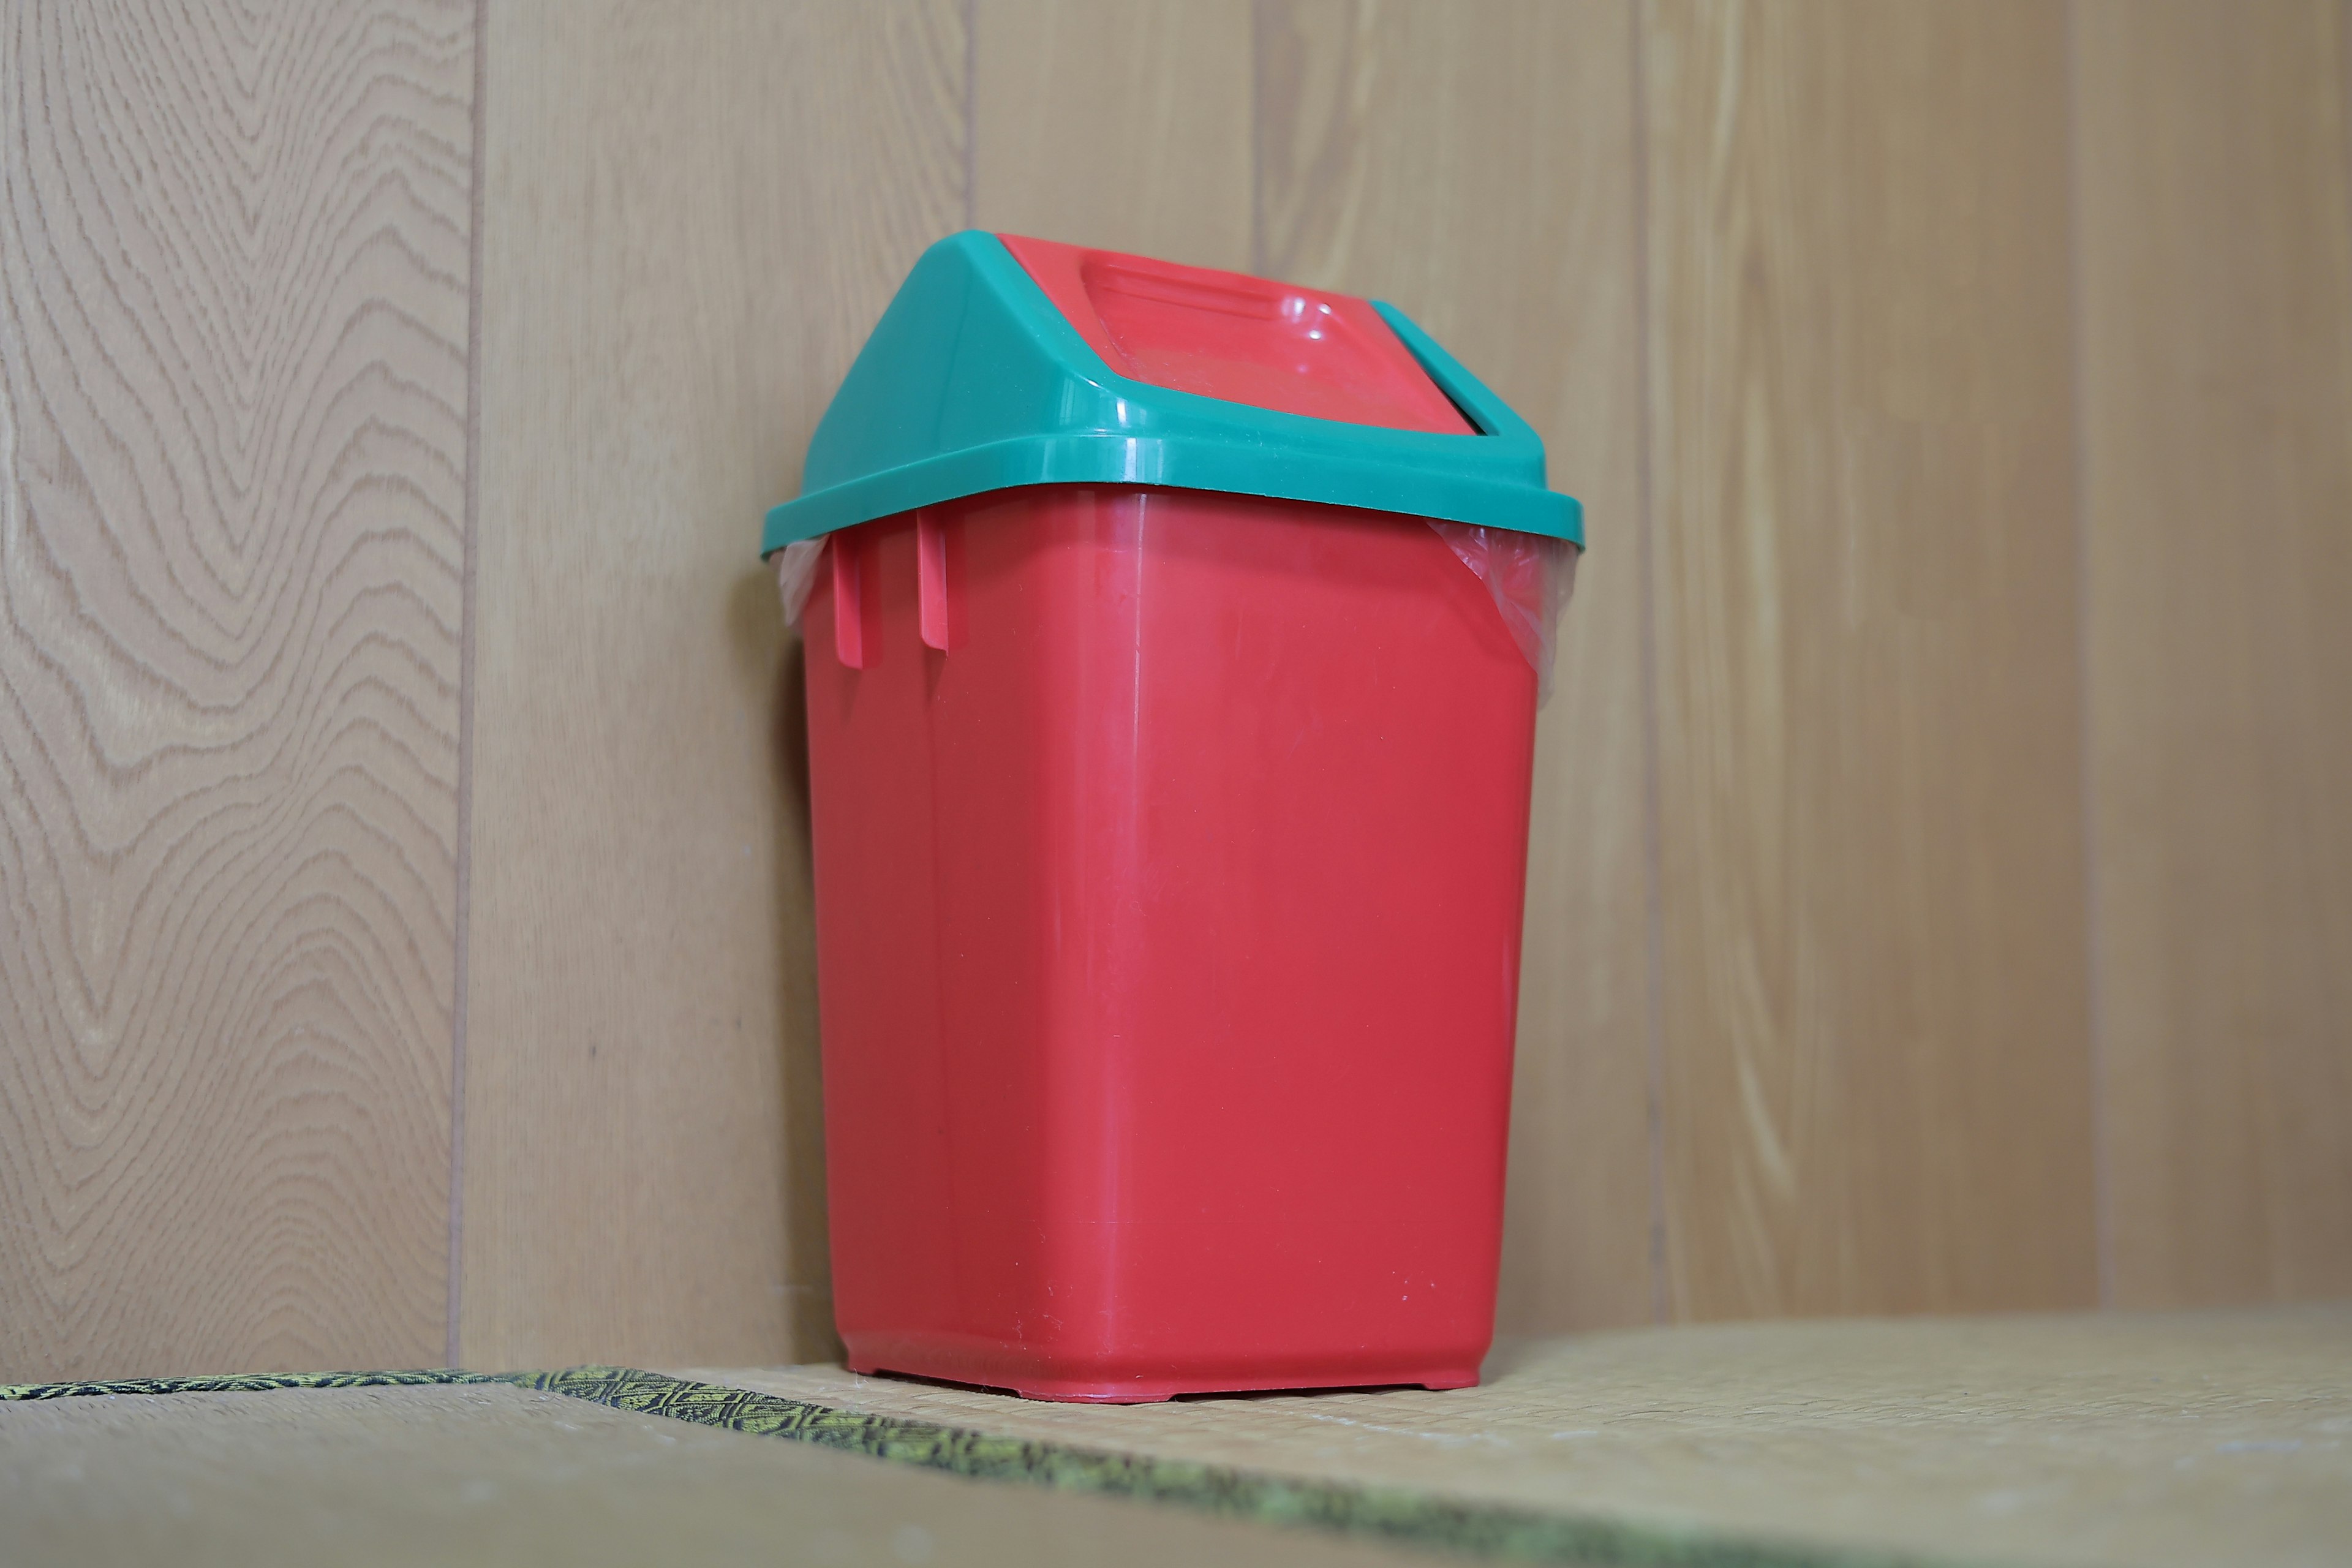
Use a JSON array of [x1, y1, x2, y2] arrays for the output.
[[761, 231, 1582, 556]]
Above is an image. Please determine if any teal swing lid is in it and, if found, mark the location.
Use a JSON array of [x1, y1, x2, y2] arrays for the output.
[[761, 231, 1581, 557]]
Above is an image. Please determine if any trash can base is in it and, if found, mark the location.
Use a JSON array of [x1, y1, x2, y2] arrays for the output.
[[846, 1347, 1484, 1405]]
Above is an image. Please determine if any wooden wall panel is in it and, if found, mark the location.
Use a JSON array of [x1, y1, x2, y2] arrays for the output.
[[1642, 1, 2099, 1318], [461, 1, 966, 1369], [1256, 0, 1657, 1333], [11, 1, 2351, 1382], [0, 0, 473, 1377], [973, 0, 1253, 271], [2074, 0, 2352, 1308]]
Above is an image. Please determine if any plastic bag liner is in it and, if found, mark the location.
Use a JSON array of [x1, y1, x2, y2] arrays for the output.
[[1430, 522, 1578, 704], [777, 523, 1578, 703], [774, 536, 826, 634]]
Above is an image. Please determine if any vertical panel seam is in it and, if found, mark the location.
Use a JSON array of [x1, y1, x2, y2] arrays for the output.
[[963, 0, 977, 228], [1628, 0, 1672, 1327], [2343, 1, 2352, 344], [1249, 0, 1265, 276], [2062, 0, 2114, 1311], [447, 0, 489, 1368]]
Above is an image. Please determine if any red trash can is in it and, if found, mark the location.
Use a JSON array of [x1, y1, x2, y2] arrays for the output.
[[765, 233, 1582, 1402]]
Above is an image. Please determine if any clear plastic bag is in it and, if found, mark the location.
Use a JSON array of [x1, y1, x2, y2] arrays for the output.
[[1430, 522, 1578, 703], [777, 522, 1577, 701], [774, 537, 826, 628]]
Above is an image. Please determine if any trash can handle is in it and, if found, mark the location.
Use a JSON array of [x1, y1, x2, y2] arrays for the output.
[[832, 532, 868, 669], [918, 511, 965, 654]]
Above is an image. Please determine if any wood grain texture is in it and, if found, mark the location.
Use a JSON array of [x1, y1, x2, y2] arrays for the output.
[[461, 0, 966, 1370], [2073, 0, 2352, 1308], [1641, 1, 2098, 1318], [0, 0, 472, 1378], [0, 1384, 1433, 1568], [701, 1306, 2352, 1568], [1255, 1, 1657, 1334], [973, 0, 1253, 271]]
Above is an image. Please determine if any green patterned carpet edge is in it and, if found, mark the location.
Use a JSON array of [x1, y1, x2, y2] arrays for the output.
[[2, 1365, 1966, 1568], [0, 1368, 504, 1399]]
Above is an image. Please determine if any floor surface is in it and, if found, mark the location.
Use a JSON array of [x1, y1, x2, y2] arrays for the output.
[[6, 1306, 2347, 1567]]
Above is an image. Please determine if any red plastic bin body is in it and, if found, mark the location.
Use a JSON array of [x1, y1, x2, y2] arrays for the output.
[[804, 482, 1539, 1403]]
